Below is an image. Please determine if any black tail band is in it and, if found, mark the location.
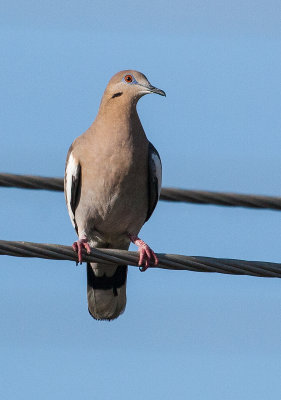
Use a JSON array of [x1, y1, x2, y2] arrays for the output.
[[87, 264, 127, 296]]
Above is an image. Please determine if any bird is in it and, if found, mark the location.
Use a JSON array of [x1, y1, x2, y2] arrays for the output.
[[64, 70, 165, 321]]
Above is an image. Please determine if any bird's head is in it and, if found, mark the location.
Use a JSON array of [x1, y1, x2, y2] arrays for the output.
[[104, 70, 166, 103]]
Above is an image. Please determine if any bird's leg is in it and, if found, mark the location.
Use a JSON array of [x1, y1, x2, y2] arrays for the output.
[[72, 235, 91, 265], [128, 234, 158, 272]]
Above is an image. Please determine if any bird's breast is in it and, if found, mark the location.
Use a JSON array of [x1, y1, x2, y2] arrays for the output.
[[77, 135, 149, 237]]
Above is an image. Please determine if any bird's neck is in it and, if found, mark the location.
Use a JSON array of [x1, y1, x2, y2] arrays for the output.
[[97, 92, 138, 119], [93, 94, 146, 140]]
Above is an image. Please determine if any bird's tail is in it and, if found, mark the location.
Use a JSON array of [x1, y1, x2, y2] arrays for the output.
[[87, 262, 127, 321]]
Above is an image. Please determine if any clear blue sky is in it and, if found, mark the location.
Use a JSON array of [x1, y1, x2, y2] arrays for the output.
[[0, 1, 281, 399]]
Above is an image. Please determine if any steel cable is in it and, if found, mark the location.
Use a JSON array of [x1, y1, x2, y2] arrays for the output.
[[0, 240, 281, 278], [1, 173, 281, 210]]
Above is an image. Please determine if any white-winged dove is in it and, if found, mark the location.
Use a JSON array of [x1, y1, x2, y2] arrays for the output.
[[64, 70, 165, 320]]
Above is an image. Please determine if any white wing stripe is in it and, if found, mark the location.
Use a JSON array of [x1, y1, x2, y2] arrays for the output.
[[151, 152, 162, 199], [65, 152, 79, 228]]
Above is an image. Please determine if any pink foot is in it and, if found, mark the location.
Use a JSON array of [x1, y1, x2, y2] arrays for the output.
[[129, 234, 158, 272], [72, 238, 91, 264]]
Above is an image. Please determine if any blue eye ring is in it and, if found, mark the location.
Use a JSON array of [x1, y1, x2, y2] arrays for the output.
[[123, 74, 137, 84]]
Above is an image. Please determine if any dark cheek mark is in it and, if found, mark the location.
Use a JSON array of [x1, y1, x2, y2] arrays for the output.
[[111, 92, 123, 98]]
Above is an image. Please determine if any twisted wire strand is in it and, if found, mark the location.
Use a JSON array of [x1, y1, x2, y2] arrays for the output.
[[0, 240, 281, 278], [1, 173, 281, 210]]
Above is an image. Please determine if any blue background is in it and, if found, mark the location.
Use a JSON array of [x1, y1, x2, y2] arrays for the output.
[[0, 1, 281, 399]]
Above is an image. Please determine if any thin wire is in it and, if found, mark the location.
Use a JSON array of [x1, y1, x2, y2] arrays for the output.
[[0, 240, 281, 278], [1, 173, 281, 210]]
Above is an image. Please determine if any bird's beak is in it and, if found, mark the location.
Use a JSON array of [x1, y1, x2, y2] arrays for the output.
[[147, 85, 166, 97]]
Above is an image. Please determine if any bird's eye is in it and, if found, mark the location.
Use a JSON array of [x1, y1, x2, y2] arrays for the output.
[[124, 74, 133, 83]]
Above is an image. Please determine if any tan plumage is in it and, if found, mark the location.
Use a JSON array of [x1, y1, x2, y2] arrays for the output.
[[64, 70, 164, 320]]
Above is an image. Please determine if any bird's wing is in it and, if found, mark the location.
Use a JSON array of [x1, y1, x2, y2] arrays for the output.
[[64, 145, 81, 233], [145, 142, 162, 222]]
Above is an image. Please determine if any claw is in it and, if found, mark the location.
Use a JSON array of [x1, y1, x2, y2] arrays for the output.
[[128, 234, 158, 272], [72, 238, 91, 264]]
